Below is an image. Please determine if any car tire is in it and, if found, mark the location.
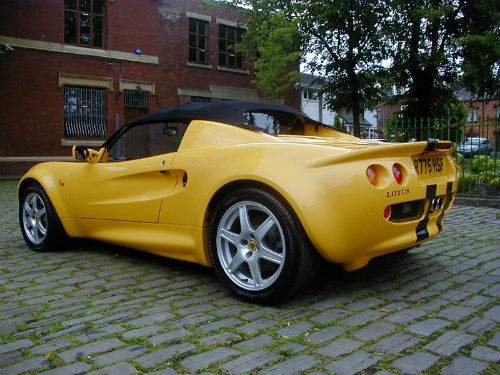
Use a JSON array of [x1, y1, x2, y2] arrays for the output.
[[19, 183, 65, 252], [209, 187, 319, 304]]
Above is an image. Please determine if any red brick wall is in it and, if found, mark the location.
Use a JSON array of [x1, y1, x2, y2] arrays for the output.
[[0, 0, 300, 174]]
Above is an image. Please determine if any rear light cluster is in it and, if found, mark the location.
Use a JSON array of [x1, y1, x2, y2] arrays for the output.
[[366, 163, 413, 220], [366, 163, 406, 188]]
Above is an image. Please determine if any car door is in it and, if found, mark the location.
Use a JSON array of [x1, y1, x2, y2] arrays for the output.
[[68, 122, 182, 223]]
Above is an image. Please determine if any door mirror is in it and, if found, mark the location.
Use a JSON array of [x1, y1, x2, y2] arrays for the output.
[[72, 145, 89, 161]]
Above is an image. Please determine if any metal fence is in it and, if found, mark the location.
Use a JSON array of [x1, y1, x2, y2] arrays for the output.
[[386, 117, 499, 198]]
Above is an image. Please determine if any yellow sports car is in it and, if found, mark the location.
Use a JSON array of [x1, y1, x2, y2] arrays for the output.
[[18, 101, 458, 303]]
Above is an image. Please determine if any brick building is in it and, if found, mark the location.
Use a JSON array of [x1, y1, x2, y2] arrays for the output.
[[0, 0, 300, 174]]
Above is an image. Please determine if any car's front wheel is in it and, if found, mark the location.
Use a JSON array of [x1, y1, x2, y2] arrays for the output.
[[209, 187, 319, 303], [19, 183, 65, 252]]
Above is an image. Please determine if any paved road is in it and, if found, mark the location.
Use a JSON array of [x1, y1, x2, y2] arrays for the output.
[[1, 179, 499, 375]]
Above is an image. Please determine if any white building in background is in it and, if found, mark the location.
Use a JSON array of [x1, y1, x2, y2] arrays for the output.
[[300, 73, 380, 139]]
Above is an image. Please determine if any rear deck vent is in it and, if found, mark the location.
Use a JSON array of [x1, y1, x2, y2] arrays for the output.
[[389, 200, 424, 222]]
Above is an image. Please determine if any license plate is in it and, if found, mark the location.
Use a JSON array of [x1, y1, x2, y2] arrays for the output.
[[413, 157, 445, 178]]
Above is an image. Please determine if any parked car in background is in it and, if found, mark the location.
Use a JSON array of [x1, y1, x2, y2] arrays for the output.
[[457, 137, 492, 156]]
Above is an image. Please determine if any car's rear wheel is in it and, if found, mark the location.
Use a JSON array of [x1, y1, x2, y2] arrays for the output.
[[19, 183, 64, 252], [209, 187, 319, 303]]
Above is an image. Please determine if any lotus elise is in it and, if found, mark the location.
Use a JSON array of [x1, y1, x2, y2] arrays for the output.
[[18, 101, 459, 302]]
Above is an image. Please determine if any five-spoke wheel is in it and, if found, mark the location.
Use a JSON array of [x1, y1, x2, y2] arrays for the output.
[[19, 183, 64, 252], [210, 187, 318, 303]]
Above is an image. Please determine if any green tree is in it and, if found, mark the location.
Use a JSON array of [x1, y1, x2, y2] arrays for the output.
[[386, 0, 500, 119], [228, 0, 389, 137]]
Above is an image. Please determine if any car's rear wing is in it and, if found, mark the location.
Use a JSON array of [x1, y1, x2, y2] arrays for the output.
[[306, 140, 455, 168]]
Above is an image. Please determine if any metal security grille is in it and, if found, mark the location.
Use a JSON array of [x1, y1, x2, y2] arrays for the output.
[[124, 89, 148, 109], [64, 87, 106, 138]]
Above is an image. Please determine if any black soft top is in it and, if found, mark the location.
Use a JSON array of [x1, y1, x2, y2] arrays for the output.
[[104, 101, 333, 149], [125, 100, 321, 128]]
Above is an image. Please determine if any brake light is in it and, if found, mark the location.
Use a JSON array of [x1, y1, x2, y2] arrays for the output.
[[366, 166, 378, 186], [434, 142, 452, 150], [393, 164, 403, 184]]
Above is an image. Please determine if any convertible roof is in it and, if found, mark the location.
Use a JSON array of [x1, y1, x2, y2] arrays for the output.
[[125, 100, 322, 129]]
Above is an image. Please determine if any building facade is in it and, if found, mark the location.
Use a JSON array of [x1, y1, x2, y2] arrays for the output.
[[0, 0, 300, 174]]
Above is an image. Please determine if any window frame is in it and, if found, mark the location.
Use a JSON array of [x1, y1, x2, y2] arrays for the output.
[[218, 23, 245, 70], [188, 18, 209, 64], [63, 86, 107, 139], [64, 0, 105, 48]]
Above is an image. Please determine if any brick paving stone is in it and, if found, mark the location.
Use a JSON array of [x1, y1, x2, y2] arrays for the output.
[[273, 308, 312, 321], [315, 338, 363, 358], [233, 333, 275, 349], [423, 330, 476, 356], [222, 350, 280, 375], [344, 297, 384, 310], [237, 318, 279, 334], [309, 308, 348, 323], [310, 295, 349, 309], [144, 369, 179, 375], [417, 298, 449, 311], [0, 350, 23, 366], [148, 328, 192, 346], [276, 321, 313, 338], [385, 309, 426, 324], [351, 321, 396, 341], [470, 345, 500, 362], [0, 338, 33, 354], [0, 304, 43, 318], [306, 326, 348, 344], [179, 347, 238, 373], [436, 305, 475, 321], [127, 312, 175, 327], [261, 355, 321, 375], [92, 344, 147, 366], [40, 324, 87, 341], [391, 351, 440, 375], [75, 324, 126, 342], [61, 313, 104, 327], [122, 325, 163, 339], [341, 310, 386, 326], [197, 331, 241, 346], [37, 362, 92, 375], [213, 304, 248, 317], [135, 343, 196, 369], [483, 284, 500, 297], [440, 356, 489, 375], [459, 317, 496, 335], [240, 307, 280, 320], [58, 338, 125, 362], [0, 356, 50, 375], [483, 306, 500, 322], [487, 332, 500, 348], [370, 332, 421, 354], [199, 316, 241, 333], [324, 350, 381, 375], [277, 342, 309, 354], [85, 362, 139, 375], [30, 339, 73, 355], [163, 312, 212, 329], [405, 318, 451, 336]]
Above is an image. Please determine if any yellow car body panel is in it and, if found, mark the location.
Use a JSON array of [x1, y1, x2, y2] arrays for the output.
[[19, 117, 458, 272]]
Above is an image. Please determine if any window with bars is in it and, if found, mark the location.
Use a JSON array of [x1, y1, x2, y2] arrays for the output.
[[64, 87, 107, 138], [124, 89, 148, 109], [64, 0, 105, 48], [218, 24, 245, 69], [189, 18, 208, 64]]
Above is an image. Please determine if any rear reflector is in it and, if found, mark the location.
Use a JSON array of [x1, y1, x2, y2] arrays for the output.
[[366, 166, 378, 186], [434, 142, 452, 150], [384, 206, 391, 219]]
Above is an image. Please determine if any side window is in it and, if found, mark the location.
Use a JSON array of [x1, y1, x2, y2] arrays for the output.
[[107, 122, 188, 161], [243, 112, 304, 136]]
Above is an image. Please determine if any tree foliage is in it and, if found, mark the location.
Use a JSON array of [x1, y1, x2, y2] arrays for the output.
[[217, 0, 499, 130], [386, 0, 500, 119]]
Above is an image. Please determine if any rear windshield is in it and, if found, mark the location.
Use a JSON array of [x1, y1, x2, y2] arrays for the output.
[[243, 111, 304, 136]]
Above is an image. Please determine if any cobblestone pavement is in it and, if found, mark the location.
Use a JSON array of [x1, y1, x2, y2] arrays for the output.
[[1, 179, 499, 375]]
